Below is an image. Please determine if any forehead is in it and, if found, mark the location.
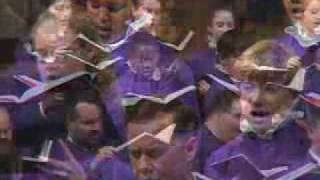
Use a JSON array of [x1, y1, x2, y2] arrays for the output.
[[127, 120, 167, 138], [36, 32, 76, 50], [213, 10, 233, 21], [305, 0, 320, 8], [51, 0, 71, 7], [89, 0, 128, 4], [131, 44, 160, 55], [131, 134, 169, 150], [140, 0, 161, 8], [76, 103, 102, 120]]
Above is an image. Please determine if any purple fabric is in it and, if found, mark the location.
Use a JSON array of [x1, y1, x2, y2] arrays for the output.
[[277, 34, 314, 66], [115, 61, 200, 115], [204, 122, 310, 179], [102, 84, 127, 140], [277, 34, 306, 57], [196, 126, 224, 173], [48, 139, 134, 180], [187, 48, 218, 82], [304, 66, 320, 94], [203, 69, 235, 117]]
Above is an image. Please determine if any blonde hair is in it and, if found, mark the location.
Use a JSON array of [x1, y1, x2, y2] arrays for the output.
[[232, 40, 299, 83]]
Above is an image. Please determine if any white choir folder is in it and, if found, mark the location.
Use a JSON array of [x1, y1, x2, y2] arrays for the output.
[[121, 85, 196, 106], [210, 154, 288, 180], [0, 71, 92, 104]]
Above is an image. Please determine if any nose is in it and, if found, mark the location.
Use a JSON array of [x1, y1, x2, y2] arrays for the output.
[[249, 88, 263, 104], [89, 122, 101, 132], [98, 7, 111, 23], [137, 154, 153, 173]]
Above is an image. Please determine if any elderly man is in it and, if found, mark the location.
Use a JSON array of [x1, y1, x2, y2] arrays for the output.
[[125, 99, 203, 180]]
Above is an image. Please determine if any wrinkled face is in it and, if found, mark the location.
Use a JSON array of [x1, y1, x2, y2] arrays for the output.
[[208, 10, 234, 39], [239, 81, 296, 133], [68, 103, 104, 148], [127, 114, 197, 180], [301, 0, 320, 34], [129, 44, 160, 78], [132, 0, 161, 34], [49, 0, 72, 27], [86, 0, 130, 42], [34, 24, 86, 81]]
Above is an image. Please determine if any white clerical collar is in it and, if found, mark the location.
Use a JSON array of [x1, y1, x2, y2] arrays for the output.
[[207, 35, 217, 49], [240, 115, 284, 139], [285, 23, 320, 47]]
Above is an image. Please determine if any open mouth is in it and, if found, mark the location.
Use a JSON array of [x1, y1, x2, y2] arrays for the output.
[[96, 24, 112, 35], [251, 110, 271, 117]]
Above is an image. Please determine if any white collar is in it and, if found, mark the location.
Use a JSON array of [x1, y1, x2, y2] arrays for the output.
[[240, 115, 285, 139], [207, 35, 217, 49], [285, 23, 320, 47]]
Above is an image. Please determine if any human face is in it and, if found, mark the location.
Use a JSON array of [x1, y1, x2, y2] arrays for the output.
[[68, 103, 104, 148], [0, 108, 12, 141], [301, 0, 320, 34], [207, 99, 241, 136], [127, 114, 197, 180], [34, 25, 86, 81], [239, 81, 296, 134], [86, 0, 130, 42], [49, 0, 72, 28], [208, 10, 234, 40], [132, 0, 161, 35], [129, 44, 160, 78]]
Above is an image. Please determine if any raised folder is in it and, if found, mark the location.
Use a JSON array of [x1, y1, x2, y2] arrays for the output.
[[89, 124, 176, 170], [161, 30, 194, 51]]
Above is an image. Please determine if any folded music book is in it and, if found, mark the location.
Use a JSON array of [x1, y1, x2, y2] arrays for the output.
[[161, 31, 194, 51], [121, 85, 196, 106], [210, 154, 266, 180], [0, 71, 91, 103], [22, 139, 53, 163]]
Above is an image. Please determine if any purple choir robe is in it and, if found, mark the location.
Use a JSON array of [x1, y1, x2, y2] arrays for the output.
[[187, 48, 218, 82], [304, 65, 320, 94], [196, 125, 224, 173], [204, 121, 310, 180], [48, 139, 134, 180], [115, 63, 200, 115], [277, 34, 313, 66], [202, 68, 235, 117]]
